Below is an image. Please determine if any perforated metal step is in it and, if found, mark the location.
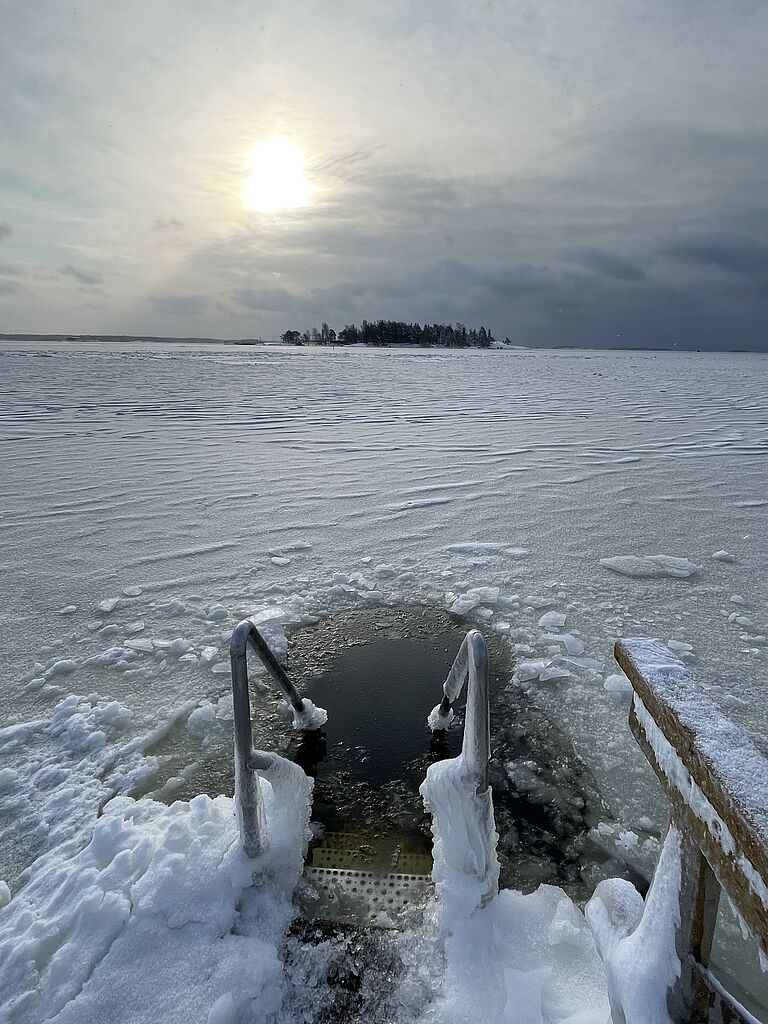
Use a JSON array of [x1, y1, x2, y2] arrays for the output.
[[297, 830, 433, 926]]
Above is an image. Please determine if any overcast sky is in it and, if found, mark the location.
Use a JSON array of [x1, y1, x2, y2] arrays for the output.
[[1, 0, 767, 349]]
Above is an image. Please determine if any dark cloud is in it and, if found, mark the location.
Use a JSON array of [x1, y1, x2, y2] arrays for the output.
[[0, 222, 12, 242], [60, 264, 104, 286], [0, 280, 22, 296], [664, 233, 768, 277], [566, 247, 647, 282], [106, 119, 768, 352], [152, 218, 185, 231]]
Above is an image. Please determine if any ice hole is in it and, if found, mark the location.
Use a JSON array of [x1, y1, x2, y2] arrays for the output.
[[286, 605, 617, 903]]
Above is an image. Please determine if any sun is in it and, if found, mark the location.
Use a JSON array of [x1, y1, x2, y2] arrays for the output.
[[243, 138, 311, 213]]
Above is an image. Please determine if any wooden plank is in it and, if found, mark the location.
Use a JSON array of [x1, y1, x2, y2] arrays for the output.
[[630, 703, 768, 965], [667, 819, 721, 1024], [618, 640, 768, 945]]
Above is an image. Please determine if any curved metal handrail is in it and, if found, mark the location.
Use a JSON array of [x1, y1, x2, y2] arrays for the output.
[[427, 629, 490, 791], [230, 618, 319, 857]]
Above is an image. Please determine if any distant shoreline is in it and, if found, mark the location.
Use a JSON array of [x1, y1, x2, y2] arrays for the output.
[[0, 334, 763, 354]]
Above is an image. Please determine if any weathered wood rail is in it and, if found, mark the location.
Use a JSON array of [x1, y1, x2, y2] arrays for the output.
[[615, 638, 768, 1024]]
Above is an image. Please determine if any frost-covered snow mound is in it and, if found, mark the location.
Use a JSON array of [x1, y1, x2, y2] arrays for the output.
[[0, 756, 613, 1024], [0, 772, 310, 1024]]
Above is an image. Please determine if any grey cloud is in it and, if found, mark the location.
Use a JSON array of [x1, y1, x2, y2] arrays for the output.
[[0, 280, 22, 296], [233, 283, 362, 316], [150, 294, 209, 316], [0, 222, 12, 241], [664, 233, 768, 277], [0, 261, 25, 277], [566, 247, 646, 282], [232, 286, 297, 313], [60, 264, 104, 286], [153, 218, 184, 231]]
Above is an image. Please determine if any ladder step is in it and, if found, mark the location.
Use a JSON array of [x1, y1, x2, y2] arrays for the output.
[[299, 866, 432, 926], [307, 829, 432, 875]]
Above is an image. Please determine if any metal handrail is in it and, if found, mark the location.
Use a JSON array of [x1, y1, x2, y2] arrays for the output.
[[230, 618, 321, 857], [428, 629, 490, 790]]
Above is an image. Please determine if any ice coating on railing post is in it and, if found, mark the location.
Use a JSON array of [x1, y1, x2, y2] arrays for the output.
[[230, 618, 326, 857], [235, 748, 266, 858], [231, 622, 266, 855], [427, 630, 489, 789], [422, 629, 497, 913], [462, 631, 489, 791], [586, 824, 683, 1024], [286, 697, 328, 731], [427, 703, 455, 730], [421, 756, 500, 918]]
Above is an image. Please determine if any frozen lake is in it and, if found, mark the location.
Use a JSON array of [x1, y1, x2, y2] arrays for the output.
[[2, 342, 767, 846], [1, 340, 767, 1017]]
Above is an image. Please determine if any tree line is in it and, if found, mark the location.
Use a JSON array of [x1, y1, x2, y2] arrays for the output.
[[280, 320, 500, 348]]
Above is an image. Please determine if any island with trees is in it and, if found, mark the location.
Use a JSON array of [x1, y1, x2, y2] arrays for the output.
[[279, 320, 511, 348]]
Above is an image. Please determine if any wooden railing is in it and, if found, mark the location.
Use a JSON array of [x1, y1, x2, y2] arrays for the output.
[[615, 638, 768, 1024]]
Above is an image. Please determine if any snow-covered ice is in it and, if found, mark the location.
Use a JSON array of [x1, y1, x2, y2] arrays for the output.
[[1, 342, 767, 1019]]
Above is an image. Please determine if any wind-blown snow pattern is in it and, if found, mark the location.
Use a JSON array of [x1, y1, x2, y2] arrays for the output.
[[1, 341, 767, 1018]]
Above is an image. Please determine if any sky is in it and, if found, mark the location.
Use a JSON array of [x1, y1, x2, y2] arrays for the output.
[[1, 0, 767, 350]]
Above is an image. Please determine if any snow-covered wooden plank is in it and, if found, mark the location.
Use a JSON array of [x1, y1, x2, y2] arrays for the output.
[[617, 638, 768, 967]]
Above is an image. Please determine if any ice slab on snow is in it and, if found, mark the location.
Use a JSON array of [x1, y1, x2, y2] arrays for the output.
[[712, 551, 737, 563], [604, 672, 632, 694], [600, 555, 700, 579], [538, 610, 566, 629]]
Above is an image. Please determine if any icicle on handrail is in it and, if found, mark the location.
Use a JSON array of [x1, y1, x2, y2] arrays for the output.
[[230, 618, 327, 857], [422, 629, 498, 909], [427, 628, 490, 791]]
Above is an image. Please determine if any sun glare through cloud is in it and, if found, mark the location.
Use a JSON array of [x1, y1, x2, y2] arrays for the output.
[[243, 138, 311, 213]]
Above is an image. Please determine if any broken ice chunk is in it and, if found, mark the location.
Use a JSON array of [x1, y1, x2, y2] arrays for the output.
[[712, 550, 736, 562], [600, 555, 699, 579], [604, 673, 632, 694], [538, 611, 566, 629], [539, 666, 571, 682], [124, 638, 154, 652], [450, 594, 479, 615]]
